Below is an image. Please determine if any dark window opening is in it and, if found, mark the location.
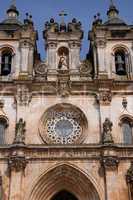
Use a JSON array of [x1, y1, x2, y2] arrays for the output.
[[115, 50, 127, 76], [122, 119, 132, 144], [1, 51, 12, 76], [0, 118, 7, 145]]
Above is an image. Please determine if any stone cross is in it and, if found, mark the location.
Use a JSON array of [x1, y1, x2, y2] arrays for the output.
[[59, 11, 67, 23]]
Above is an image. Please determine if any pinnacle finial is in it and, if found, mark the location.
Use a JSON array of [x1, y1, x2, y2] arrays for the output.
[[110, 0, 114, 6], [11, 0, 16, 6], [107, 0, 119, 18]]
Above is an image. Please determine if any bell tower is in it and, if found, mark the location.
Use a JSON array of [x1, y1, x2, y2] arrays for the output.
[[43, 13, 83, 73], [89, 1, 133, 80], [0, 2, 38, 80]]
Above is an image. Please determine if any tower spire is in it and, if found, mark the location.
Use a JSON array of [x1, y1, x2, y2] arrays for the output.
[[11, 0, 16, 6], [7, 0, 19, 18], [110, 0, 114, 6], [107, 0, 119, 19]]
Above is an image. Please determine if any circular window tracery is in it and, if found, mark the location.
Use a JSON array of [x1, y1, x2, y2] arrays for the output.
[[46, 112, 82, 144], [39, 104, 88, 144]]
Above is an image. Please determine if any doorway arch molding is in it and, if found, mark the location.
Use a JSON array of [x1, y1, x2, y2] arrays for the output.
[[26, 162, 104, 200]]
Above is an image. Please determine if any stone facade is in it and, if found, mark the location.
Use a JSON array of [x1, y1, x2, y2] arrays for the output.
[[0, 2, 132, 200]]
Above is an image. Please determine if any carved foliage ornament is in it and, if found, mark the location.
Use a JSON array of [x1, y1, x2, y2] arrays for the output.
[[8, 155, 28, 172], [101, 156, 119, 170], [96, 39, 106, 48], [97, 91, 112, 105]]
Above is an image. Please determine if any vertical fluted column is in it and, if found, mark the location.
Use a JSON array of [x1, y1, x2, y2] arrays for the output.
[[126, 162, 133, 200], [101, 156, 119, 200], [8, 151, 27, 200]]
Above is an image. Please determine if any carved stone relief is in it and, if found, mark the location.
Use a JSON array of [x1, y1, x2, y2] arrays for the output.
[[8, 153, 28, 172], [101, 156, 119, 170], [102, 118, 114, 144], [13, 118, 26, 145], [34, 62, 47, 80], [15, 85, 32, 106], [96, 91, 112, 105]]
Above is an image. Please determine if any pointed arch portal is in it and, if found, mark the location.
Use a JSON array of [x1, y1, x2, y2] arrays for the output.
[[51, 190, 78, 200], [27, 164, 102, 200]]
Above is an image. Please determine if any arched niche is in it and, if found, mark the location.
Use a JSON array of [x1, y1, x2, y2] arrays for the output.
[[57, 47, 69, 70], [38, 103, 88, 144], [0, 46, 15, 76], [119, 114, 133, 144], [27, 164, 102, 200], [111, 45, 132, 77]]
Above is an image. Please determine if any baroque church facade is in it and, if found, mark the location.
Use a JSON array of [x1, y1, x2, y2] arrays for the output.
[[0, 1, 133, 200]]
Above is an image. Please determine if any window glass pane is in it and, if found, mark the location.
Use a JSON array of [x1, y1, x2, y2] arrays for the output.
[[122, 122, 132, 144], [0, 123, 5, 144], [1, 52, 12, 76]]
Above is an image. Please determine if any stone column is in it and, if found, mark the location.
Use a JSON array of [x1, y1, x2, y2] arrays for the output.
[[101, 156, 119, 200], [0, 53, 2, 76], [69, 42, 80, 70], [8, 152, 27, 200], [28, 46, 34, 76], [96, 39, 107, 78], [126, 162, 133, 200], [47, 43, 57, 69], [20, 40, 30, 76]]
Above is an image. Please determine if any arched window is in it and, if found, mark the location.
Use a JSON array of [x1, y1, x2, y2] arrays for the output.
[[0, 118, 8, 145], [121, 118, 133, 144], [115, 49, 127, 75], [1, 50, 12, 76]]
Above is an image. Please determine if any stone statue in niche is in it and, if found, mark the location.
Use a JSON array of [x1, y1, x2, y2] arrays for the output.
[[58, 53, 68, 70], [102, 118, 114, 144], [14, 118, 26, 145], [58, 47, 69, 70]]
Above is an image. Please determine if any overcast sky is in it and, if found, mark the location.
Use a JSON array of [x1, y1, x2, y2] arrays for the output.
[[0, 0, 132, 59]]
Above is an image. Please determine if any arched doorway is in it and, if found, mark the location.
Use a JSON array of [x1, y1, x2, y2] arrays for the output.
[[27, 164, 103, 200], [51, 190, 78, 200]]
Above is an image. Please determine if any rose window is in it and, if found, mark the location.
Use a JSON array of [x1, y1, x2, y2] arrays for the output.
[[46, 113, 82, 144], [39, 104, 87, 144]]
